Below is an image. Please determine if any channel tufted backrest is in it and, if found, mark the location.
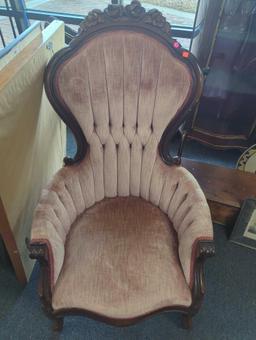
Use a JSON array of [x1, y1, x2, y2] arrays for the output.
[[53, 30, 193, 200]]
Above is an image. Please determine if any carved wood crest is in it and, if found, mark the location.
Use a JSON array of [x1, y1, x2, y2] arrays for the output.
[[79, 0, 172, 36], [45, 0, 202, 166]]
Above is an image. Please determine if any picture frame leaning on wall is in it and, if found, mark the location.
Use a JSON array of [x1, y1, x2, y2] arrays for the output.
[[230, 198, 256, 250]]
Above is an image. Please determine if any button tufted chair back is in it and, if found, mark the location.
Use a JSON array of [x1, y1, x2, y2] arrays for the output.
[[47, 29, 198, 202]]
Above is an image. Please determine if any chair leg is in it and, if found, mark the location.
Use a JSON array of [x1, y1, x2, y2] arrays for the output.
[[52, 317, 64, 332], [182, 314, 192, 330]]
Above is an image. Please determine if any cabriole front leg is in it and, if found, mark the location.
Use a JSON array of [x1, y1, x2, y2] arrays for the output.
[[52, 317, 64, 332], [26, 239, 57, 330], [182, 240, 215, 329]]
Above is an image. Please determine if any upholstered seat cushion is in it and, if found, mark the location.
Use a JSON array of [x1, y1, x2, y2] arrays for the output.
[[52, 197, 192, 319]]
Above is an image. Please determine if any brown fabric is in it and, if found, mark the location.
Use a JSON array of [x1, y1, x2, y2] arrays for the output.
[[52, 197, 192, 318]]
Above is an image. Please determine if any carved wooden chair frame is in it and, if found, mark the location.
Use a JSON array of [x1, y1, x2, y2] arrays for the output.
[[27, 0, 215, 331]]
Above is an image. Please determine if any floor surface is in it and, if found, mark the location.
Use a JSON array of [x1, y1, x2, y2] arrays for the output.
[[0, 226, 256, 340]]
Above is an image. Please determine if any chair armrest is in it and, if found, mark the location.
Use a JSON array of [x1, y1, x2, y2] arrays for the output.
[[28, 221, 66, 290], [26, 237, 59, 296], [196, 239, 215, 259], [148, 157, 214, 288], [28, 157, 96, 288], [177, 207, 214, 288], [170, 173, 214, 288]]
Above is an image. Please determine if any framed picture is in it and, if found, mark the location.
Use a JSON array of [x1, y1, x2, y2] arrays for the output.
[[230, 198, 256, 250]]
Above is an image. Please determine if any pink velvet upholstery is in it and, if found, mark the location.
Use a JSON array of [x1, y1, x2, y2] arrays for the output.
[[30, 29, 213, 317], [31, 154, 212, 290], [52, 197, 192, 318], [55, 31, 192, 201]]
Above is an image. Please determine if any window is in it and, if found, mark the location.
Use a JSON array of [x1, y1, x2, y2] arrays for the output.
[[25, 0, 111, 15], [124, 0, 199, 49], [124, 0, 197, 26], [0, 15, 19, 48], [0, 0, 200, 49]]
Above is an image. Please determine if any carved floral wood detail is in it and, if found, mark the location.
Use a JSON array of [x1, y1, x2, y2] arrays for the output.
[[78, 0, 172, 36]]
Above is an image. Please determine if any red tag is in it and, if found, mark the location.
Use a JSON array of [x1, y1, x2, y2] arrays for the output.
[[182, 51, 190, 58]]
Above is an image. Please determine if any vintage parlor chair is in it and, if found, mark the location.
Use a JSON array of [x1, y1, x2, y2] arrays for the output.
[[27, 0, 215, 332]]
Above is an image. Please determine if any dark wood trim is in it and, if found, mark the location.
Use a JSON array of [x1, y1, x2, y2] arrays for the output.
[[0, 197, 27, 285], [181, 158, 256, 226], [208, 201, 239, 227], [180, 239, 215, 329], [27, 238, 214, 329], [159, 52, 203, 165], [189, 241, 215, 315], [52, 305, 197, 327], [44, 0, 203, 166], [52, 318, 64, 332], [26, 239, 53, 317], [182, 158, 256, 208], [186, 130, 252, 151]]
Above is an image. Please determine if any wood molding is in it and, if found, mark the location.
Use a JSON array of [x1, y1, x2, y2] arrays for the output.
[[189, 240, 215, 319], [27, 237, 214, 329], [208, 201, 239, 226], [0, 34, 42, 90], [186, 130, 250, 151]]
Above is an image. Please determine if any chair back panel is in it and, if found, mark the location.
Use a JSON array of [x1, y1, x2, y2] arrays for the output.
[[54, 30, 193, 199]]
